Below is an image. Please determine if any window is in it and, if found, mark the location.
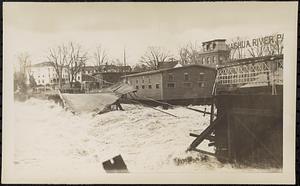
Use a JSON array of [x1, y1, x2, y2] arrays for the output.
[[167, 83, 175, 88], [168, 73, 174, 81], [148, 85, 152, 89], [199, 72, 205, 81], [142, 85, 145, 89], [202, 58, 206, 64], [136, 85, 139, 89], [142, 79, 144, 83], [219, 56, 224, 63], [199, 82, 205, 88], [148, 78, 151, 83], [213, 56, 217, 64], [207, 57, 211, 64], [136, 79, 138, 84], [212, 42, 216, 49], [183, 82, 192, 87], [184, 73, 189, 81], [78, 76, 81, 81], [156, 84, 160, 89]]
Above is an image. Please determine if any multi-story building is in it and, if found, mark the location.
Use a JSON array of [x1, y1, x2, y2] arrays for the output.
[[124, 64, 216, 102], [195, 39, 231, 66], [26, 62, 69, 86]]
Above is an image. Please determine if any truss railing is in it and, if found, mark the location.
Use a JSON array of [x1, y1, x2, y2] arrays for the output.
[[216, 55, 283, 88]]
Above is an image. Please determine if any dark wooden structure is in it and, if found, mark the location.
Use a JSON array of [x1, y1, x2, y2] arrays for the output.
[[213, 92, 283, 167], [188, 55, 283, 168], [102, 155, 129, 173]]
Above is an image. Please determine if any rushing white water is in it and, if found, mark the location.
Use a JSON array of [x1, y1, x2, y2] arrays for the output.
[[10, 98, 279, 181]]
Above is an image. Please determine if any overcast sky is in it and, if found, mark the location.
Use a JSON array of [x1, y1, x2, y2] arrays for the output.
[[3, 2, 297, 66]]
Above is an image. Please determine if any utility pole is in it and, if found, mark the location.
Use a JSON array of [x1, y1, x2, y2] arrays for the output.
[[123, 47, 126, 67], [123, 46, 127, 82]]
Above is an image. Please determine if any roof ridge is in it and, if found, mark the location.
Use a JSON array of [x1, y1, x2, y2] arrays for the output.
[[123, 64, 216, 78]]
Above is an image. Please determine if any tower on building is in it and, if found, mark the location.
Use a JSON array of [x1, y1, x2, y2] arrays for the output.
[[196, 39, 230, 66]]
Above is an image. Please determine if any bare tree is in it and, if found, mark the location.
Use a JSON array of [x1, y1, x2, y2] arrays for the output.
[[133, 64, 149, 72], [47, 44, 69, 89], [67, 42, 88, 87], [14, 52, 31, 92], [110, 58, 123, 66], [140, 46, 173, 70], [47, 42, 88, 89], [265, 33, 284, 56], [229, 34, 284, 59], [247, 44, 265, 58], [228, 36, 247, 60], [18, 52, 31, 74], [93, 45, 108, 72], [179, 41, 201, 64]]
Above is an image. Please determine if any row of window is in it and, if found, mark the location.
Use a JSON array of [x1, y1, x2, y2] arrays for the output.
[[36, 78, 71, 84], [168, 72, 205, 82], [134, 78, 151, 84], [203, 42, 217, 52], [201, 56, 218, 64], [135, 82, 205, 89], [167, 82, 205, 88], [136, 84, 160, 90], [38, 80, 44, 84], [132, 73, 206, 85], [198, 55, 227, 65]]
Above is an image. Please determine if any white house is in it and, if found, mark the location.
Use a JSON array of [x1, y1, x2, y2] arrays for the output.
[[26, 62, 69, 86]]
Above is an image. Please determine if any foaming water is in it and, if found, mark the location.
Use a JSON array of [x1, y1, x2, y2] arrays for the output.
[[11, 98, 279, 180]]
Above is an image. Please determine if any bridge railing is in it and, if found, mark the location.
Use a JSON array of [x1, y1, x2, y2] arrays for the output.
[[215, 55, 283, 88]]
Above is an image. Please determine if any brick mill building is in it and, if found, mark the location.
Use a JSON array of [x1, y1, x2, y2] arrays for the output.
[[123, 64, 216, 102]]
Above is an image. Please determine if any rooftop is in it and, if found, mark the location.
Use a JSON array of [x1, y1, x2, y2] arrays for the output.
[[30, 62, 54, 67], [123, 64, 216, 78], [202, 39, 227, 44]]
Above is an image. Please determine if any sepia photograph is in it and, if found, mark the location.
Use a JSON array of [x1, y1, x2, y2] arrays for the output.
[[2, 2, 298, 184]]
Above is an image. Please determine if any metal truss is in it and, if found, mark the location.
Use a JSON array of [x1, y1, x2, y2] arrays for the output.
[[216, 57, 283, 87]]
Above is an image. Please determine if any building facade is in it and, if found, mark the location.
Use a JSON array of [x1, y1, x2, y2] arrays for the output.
[[25, 62, 132, 88], [124, 64, 216, 101], [195, 39, 231, 66], [26, 62, 69, 86]]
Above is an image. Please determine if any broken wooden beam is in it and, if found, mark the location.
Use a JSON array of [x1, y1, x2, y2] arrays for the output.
[[189, 133, 199, 137], [187, 119, 218, 151], [186, 107, 216, 116], [189, 133, 215, 142]]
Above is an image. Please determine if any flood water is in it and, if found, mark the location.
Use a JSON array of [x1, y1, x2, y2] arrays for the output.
[[9, 98, 279, 181]]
